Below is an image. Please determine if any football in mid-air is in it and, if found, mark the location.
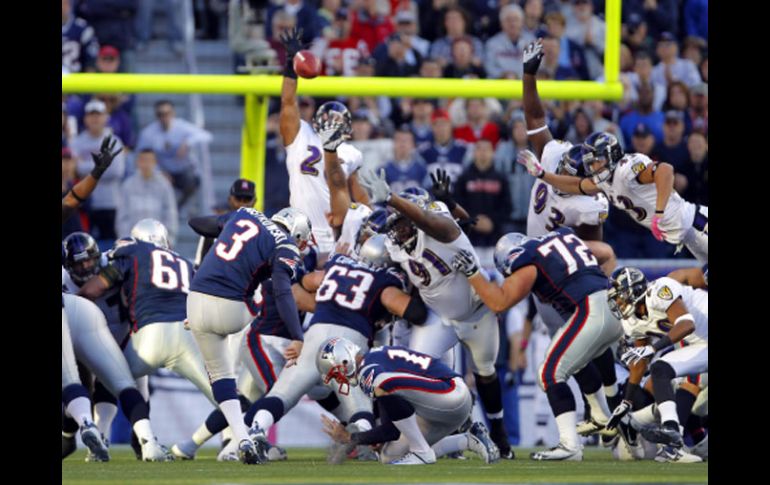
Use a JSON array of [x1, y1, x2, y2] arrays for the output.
[[293, 50, 322, 79]]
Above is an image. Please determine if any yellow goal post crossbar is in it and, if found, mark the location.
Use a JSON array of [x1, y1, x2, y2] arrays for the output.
[[62, 0, 622, 212]]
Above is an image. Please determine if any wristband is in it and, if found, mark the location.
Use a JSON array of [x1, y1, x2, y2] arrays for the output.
[[674, 313, 694, 325], [578, 178, 588, 195], [526, 125, 549, 136], [652, 335, 673, 352], [70, 188, 86, 203], [655, 210, 664, 214], [284, 57, 298, 80]]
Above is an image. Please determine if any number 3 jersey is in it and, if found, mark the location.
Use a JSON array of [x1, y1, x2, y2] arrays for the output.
[[527, 140, 609, 237], [286, 120, 363, 243], [309, 254, 408, 340], [102, 238, 194, 330], [358, 346, 459, 398], [385, 201, 485, 322], [595, 152, 696, 244], [190, 207, 302, 313], [621, 277, 708, 344], [504, 226, 609, 320]]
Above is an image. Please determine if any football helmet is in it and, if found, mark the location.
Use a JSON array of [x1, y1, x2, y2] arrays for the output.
[[312, 101, 352, 137], [399, 187, 432, 208], [608, 266, 648, 319], [357, 233, 392, 269], [354, 207, 389, 253], [64, 232, 102, 286], [316, 337, 362, 396], [583, 131, 623, 183], [493, 232, 531, 277], [131, 218, 170, 249], [272, 207, 313, 250]]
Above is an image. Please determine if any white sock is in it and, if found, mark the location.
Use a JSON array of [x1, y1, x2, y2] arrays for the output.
[[657, 401, 679, 425], [555, 411, 579, 449], [604, 383, 619, 398], [631, 404, 659, 426], [353, 418, 372, 432], [94, 402, 118, 438], [222, 426, 234, 443], [219, 399, 249, 442], [392, 414, 431, 454], [65, 397, 94, 428], [133, 418, 154, 442], [254, 409, 275, 431], [192, 423, 213, 446], [62, 430, 76, 438], [584, 389, 612, 422], [431, 434, 469, 457]]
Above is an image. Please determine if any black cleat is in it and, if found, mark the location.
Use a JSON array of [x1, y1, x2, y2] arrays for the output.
[[640, 422, 684, 447]]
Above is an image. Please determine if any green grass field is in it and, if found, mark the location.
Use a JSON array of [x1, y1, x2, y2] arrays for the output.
[[62, 447, 707, 484]]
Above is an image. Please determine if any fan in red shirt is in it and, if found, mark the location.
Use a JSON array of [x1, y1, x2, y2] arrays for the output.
[[453, 98, 501, 147], [350, 0, 395, 53]]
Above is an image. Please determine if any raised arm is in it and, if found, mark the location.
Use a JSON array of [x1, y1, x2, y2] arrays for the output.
[[517, 150, 601, 196], [522, 39, 553, 159], [452, 250, 538, 313], [319, 120, 352, 229], [429, 168, 471, 221], [62, 136, 122, 222], [278, 28, 305, 146]]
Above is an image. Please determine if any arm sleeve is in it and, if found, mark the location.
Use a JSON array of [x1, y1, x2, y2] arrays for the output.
[[272, 248, 304, 341], [189, 215, 224, 238], [351, 421, 401, 446]]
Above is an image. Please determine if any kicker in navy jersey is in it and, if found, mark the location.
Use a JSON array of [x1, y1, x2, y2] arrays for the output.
[[358, 346, 459, 398]]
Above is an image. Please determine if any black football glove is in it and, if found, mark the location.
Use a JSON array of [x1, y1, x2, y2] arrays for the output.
[[90, 135, 122, 179], [279, 27, 305, 79], [429, 168, 457, 210]]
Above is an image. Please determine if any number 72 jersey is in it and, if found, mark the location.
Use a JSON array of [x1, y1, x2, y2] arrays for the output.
[[506, 226, 609, 320]]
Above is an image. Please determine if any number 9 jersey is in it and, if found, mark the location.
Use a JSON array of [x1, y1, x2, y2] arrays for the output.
[[310, 254, 408, 341]]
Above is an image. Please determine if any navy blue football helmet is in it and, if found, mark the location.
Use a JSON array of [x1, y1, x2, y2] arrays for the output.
[[312, 101, 352, 137], [583, 131, 624, 183], [64, 232, 102, 286]]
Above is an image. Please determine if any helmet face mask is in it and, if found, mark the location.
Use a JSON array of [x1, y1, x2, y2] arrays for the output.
[[583, 131, 623, 184], [316, 338, 362, 396], [64, 232, 102, 286], [354, 208, 388, 254], [609, 267, 649, 319], [312, 101, 352, 137], [387, 212, 418, 253], [272, 208, 313, 250]]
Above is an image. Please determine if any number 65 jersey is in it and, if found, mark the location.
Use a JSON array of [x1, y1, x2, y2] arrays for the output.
[[103, 238, 194, 331], [527, 140, 609, 237]]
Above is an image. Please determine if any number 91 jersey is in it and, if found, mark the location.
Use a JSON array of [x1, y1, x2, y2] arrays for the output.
[[505, 227, 609, 320], [527, 140, 609, 237], [309, 254, 408, 340], [105, 238, 194, 330]]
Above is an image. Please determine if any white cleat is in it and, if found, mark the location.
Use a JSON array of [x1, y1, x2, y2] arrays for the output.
[[141, 437, 174, 462], [577, 417, 618, 438], [170, 439, 198, 460], [80, 422, 110, 462], [530, 443, 583, 461], [654, 445, 703, 463], [390, 449, 437, 465], [267, 445, 288, 461], [467, 422, 500, 464], [217, 438, 240, 462]]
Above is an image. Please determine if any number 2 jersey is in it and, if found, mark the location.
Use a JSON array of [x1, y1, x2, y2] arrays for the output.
[[527, 139, 609, 237], [621, 276, 708, 344], [385, 201, 486, 322], [504, 226, 609, 320], [595, 152, 696, 244], [190, 207, 302, 314], [286, 120, 363, 243], [102, 238, 194, 331], [309, 254, 408, 340], [358, 345, 459, 398]]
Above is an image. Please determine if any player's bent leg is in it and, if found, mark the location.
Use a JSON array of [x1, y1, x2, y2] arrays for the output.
[[407, 310, 459, 358]]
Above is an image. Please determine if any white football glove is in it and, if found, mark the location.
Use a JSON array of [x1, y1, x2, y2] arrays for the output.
[[358, 168, 392, 204], [517, 150, 545, 178], [452, 249, 480, 278], [621, 345, 656, 366], [318, 119, 346, 152], [606, 400, 632, 430]]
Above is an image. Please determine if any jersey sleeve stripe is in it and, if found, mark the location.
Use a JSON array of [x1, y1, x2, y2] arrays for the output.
[[379, 375, 456, 394]]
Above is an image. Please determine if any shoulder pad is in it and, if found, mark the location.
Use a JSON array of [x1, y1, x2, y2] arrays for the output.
[[107, 237, 138, 259]]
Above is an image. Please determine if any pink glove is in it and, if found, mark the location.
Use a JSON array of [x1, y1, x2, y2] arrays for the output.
[[651, 214, 666, 241], [517, 150, 545, 178]]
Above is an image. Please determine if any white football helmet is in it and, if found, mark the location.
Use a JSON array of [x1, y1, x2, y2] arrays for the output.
[[131, 219, 170, 249], [271, 207, 313, 249], [493, 232, 531, 276], [357, 233, 392, 269], [316, 337, 362, 396]]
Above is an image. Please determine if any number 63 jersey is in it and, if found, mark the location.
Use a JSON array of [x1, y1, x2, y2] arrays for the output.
[[104, 238, 194, 331], [527, 140, 609, 237]]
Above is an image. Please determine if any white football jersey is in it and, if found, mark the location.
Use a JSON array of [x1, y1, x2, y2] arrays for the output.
[[385, 201, 485, 322], [62, 254, 124, 326], [527, 140, 609, 237], [336, 202, 373, 255], [596, 153, 696, 244], [286, 120, 363, 243], [621, 277, 708, 344]]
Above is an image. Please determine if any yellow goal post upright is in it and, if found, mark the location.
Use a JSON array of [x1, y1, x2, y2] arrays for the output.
[[62, 1, 622, 212]]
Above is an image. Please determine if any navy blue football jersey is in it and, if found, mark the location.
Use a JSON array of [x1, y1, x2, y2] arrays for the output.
[[106, 238, 193, 330], [310, 254, 407, 339], [358, 346, 459, 398], [250, 246, 318, 339], [191, 208, 302, 314], [62, 17, 99, 73], [503, 227, 609, 319]]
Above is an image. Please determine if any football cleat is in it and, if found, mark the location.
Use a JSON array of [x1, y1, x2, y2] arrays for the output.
[[238, 439, 264, 465], [217, 438, 239, 462], [247, 425, 270, 463], [530, 443, 583, 461], [80, 422, 110, 462], [171, 439, 198, 460], [62, 433, 77, 460], [267, 444, 288, 461], [390, 449, 437, 465], [141, 437, 173, 462], [640, 422, 684, 447], [488, 421, 513, 459], [654, 444, 703, 463], [577, 417, 619, 438], [467, 422, 501, 464], [688, 434, 708, 460]]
